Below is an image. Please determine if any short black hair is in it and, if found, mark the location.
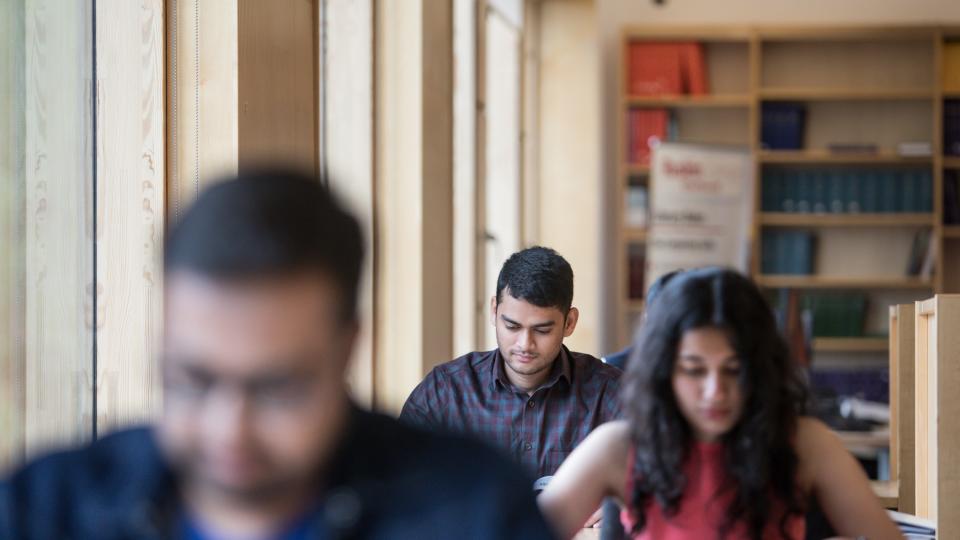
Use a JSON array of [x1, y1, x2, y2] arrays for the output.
[[495, 246, 574, 313], [164, 169, 364, 322]]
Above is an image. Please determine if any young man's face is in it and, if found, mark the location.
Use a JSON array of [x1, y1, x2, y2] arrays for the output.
[[158, 271, 356, 503], [490, 289, 578, 390]]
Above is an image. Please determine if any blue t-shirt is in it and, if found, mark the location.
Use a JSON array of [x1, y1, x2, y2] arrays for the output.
[[180, 510, 325, 540]]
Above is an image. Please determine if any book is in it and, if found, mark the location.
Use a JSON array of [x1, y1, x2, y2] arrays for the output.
[[897, 141, 933, 157], [626, 42, 684, 95], [682, 42, 709, 95], [906, 229, 934, 276], [945, 170, 960, 224], [625, 185, 649, 228], [762, 103, 805, 150]]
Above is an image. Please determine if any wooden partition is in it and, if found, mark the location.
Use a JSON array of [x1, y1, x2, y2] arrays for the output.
[[914, 294, 960, 537], [889, 303, 916, 513]]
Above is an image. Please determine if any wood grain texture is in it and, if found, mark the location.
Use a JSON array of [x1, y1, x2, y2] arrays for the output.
[[893, 303, 916, 513], [913, 294, 960, 537], [166, 0, 238, 222], [374, 0, 454, 414], [0, 0, 27, 472], [23, 0, 95, 457], [324, 0, 375, 406], [238, 0, 317, 174], [94, 0, 165, 433]]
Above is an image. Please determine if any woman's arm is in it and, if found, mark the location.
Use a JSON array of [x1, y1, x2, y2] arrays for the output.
[[796, 417, 904, 540], [538, 420, 631, 539]]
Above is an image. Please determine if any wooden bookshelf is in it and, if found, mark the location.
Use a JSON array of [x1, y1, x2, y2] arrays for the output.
[[759, 88, 934, 101], [759, 213, 935, 227], [943, 225, 960, 238], [755, 275, 934, 290], [624, 227, 647, 243], [813, 337, 888, 353], [625, 94, 751, 108], [758, 150, 932, 164], [614, 25, 960, 350]]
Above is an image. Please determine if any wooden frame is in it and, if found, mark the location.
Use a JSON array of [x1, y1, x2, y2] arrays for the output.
[[889, 303, 916, 514], [914, 295, 960, 536]]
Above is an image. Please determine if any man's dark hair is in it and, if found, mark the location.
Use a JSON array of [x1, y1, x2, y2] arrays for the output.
[[164, 169, 364, 322], [495, 246, 574, 313]]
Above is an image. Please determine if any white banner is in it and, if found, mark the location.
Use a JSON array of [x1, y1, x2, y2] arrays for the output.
[[646, 142, 754, 290]]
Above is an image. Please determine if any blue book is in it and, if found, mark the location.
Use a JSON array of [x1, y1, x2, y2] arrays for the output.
[[879, 171, 897, 213], [762, 103, 806, 150], [762, 171, 780, 212], [762, 231, 776, 273], [783, 170, 797, 212], [795, 232, 814, 274], [919, 171, 933, 212], [777, 231, 790, 274], [813, 171, 828, 214], [901, 170, 918, 213], [829, 170, 845, 213], [861, 172, 879, 213], [844, 170, 861, 213], [796, 171, 813, 213]]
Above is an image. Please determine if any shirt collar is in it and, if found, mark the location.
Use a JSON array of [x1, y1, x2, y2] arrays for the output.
[[491, 346, 572, 393]]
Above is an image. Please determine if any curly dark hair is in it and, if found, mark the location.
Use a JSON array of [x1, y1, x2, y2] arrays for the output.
[[621, 267, 808, 539]]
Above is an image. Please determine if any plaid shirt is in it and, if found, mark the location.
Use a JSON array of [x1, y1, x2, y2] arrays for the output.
[[400, 346, 622, 479]]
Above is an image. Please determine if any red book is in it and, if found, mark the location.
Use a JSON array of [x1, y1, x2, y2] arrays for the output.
[[682, 42, 709, 95], [631, 109, 668, 165], [627, 42, 683, 95]]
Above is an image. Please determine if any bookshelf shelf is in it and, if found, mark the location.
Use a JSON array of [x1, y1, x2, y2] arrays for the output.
[[625, 94, 751, 108], [759, 88, 934, 101], [944, 156, 960, 169], [624, 227, 648, 242], [628, 299, 646, 312], [756, 275, 934, 289], [943, 90, 960, 99], [943, 226, 960, 238], [760, 213, 935, 227], [758, 150, 932, 164], [812, 337, 888, 353]]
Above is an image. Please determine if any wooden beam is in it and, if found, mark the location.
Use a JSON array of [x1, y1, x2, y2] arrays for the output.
[[23, 0, 95, 456], [166, 0, 238, 220], [374, 0, 454, 413], [323, 0, 375, 406], [94, 0, 165, 433]]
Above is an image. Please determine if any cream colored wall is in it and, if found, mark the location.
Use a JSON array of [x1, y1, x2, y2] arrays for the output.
[[595, 0, 960, 351], [537, 0, 603, 357]]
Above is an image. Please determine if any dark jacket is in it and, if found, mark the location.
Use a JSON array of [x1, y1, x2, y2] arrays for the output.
[[0, 406, 557, 540]]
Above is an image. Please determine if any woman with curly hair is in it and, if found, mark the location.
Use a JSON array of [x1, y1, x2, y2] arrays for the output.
[[539, 268, 902, 540]]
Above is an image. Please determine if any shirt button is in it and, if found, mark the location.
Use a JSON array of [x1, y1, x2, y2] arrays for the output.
[[524, 443, 533, 451], [527, 400, 535, 408]]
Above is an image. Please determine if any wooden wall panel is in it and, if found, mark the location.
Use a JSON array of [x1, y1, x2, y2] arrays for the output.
[[324, 0, 375, 406], [166, 0, 238, 221], [94, 0, 165, 433], [0, 0, 27, 472], [23, 0, 95, 457], [375, 0, 454, 413], [238, 0, 318, 174]]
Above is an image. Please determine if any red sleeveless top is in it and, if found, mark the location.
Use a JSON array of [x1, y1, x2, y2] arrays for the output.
[[620, 441, 805, 539]]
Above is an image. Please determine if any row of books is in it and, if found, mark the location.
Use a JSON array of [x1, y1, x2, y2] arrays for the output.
[[625, 109, 672, 165], [946, 99, 960, 156], [760, 231, 815, 275], [802, 292, 867, 337], [625, 41, 708, 96], [761, 169, 934, 214]]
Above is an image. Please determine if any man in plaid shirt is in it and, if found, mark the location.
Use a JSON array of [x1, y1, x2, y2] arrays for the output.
[[401, 246, 622, 482]]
